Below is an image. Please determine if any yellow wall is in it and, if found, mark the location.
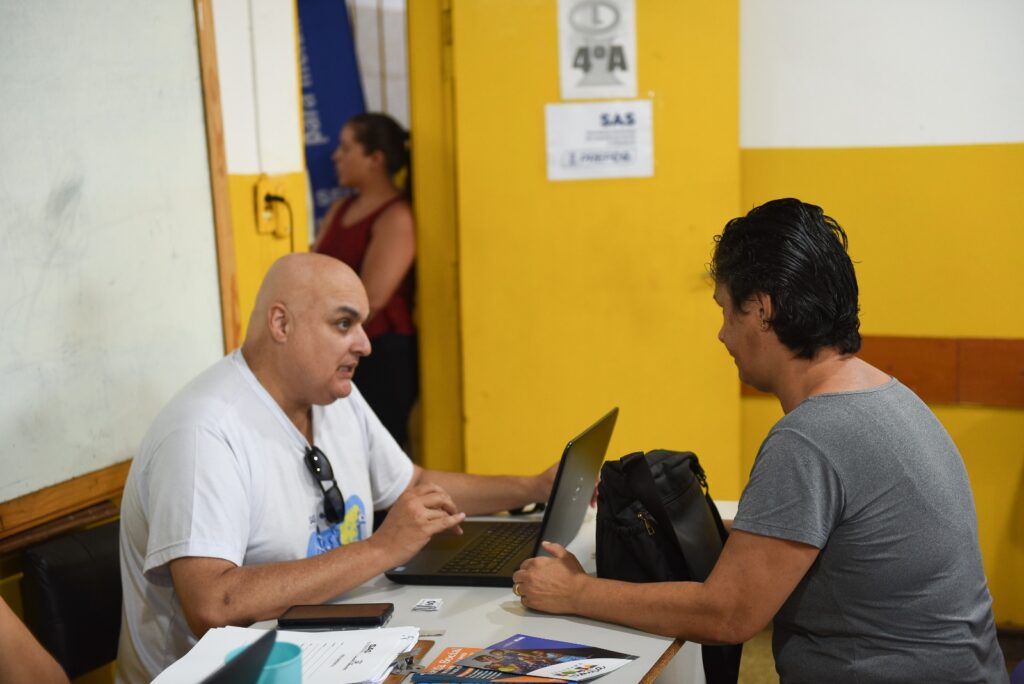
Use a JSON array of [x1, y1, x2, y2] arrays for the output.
[[407, 0, 464, 471], [740, 143, 1024, 625], [420, 0, 744, 494], [226, 171, 310, 340], [742, 145, 1024, 337]]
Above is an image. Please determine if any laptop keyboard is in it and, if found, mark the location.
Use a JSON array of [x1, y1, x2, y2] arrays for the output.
[[439, 522, 542, 575]]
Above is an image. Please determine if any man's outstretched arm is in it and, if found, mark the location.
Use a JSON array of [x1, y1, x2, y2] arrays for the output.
[[411, 463, 558, 516], [169, 482, 463, 638]]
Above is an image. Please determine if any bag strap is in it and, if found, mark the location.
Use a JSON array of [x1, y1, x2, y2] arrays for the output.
[[623, 452, 741, 684], [706, 487, 729, 543], [685, 454, 730, 544], [621, 453, 696, 573], [624, 451, 728, 581]]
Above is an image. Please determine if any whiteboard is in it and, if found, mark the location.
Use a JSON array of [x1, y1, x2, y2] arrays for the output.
[[0, 1, 224, 501]]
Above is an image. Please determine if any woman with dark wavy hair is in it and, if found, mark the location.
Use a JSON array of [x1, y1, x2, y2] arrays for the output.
[[314, 113, 417, 451], [513, 198, 1006, 683]]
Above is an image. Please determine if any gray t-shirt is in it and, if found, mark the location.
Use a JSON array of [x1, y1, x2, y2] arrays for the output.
[[733, 379, 1006, 684]]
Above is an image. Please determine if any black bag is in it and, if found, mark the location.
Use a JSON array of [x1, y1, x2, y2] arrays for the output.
[[596, 449, 741, 684]]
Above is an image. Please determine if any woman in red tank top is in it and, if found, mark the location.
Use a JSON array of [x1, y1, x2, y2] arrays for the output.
[[314, 113, 417, 451]]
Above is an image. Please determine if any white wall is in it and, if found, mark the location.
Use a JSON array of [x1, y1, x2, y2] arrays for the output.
[[348, 0, 409, 128], [212, 0, 304, 173], [741, 0, 1024, 148], [0, 0, 222, 500]]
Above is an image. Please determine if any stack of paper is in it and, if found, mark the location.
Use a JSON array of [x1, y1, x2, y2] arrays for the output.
[[153, 625, 419, 683]]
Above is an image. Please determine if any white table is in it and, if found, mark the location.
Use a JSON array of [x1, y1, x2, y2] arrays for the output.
[[325, 508, 708, 684]]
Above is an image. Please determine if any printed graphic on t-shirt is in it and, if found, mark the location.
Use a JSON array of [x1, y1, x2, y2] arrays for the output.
[[305, 494, 368, 556]]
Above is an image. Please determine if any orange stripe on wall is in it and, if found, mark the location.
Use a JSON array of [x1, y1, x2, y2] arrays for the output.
[[740, 335, 1024, 407]]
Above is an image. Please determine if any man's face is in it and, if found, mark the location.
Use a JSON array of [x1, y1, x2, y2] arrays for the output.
[[713, 283, 766, 389], [290, 270, 372, 405]]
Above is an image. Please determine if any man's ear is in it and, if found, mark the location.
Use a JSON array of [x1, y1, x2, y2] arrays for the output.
[[267, 302, 290, 343], [753, 291, 774, 325]]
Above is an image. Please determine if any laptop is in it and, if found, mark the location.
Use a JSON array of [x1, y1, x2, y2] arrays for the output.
[[385, 407, 618, 587], [199, 629, 276, 684]]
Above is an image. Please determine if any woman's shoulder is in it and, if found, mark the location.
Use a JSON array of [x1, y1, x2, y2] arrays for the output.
[[378, 195, 411, 217], [373, 197, 414, 232]]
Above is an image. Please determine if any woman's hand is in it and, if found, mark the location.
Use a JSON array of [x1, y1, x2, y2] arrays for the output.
[[511, 541, 588, 615]]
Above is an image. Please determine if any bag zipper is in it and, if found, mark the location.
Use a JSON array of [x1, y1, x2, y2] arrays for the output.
[[637, 510, 656, 535]]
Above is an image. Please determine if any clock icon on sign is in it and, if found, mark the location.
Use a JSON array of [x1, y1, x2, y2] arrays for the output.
[[569, 1, 621, 35]]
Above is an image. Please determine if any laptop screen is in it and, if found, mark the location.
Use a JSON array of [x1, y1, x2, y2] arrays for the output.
[[532, 407, 618, 556]]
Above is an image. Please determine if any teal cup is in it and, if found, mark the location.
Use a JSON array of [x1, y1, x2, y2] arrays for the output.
[[226, 642, 302, 684]]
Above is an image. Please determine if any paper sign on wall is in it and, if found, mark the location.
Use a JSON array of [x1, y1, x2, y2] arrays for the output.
[[545, 100, 652, 181], [558, 0, 637, 100]]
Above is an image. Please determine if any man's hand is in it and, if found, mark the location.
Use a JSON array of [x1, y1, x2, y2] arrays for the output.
[[511, 541, 587, 614], [369, 483, 466, 566]]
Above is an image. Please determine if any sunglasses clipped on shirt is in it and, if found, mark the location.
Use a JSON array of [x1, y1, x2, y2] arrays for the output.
[[304, 446, 345, 524]]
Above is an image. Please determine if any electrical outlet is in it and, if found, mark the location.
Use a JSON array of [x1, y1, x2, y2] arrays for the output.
[[271, 185, 291, 239], [253, 174, 274, 235]]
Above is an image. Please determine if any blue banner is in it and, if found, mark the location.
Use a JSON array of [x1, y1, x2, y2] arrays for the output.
[[298, 0, 365, 230]]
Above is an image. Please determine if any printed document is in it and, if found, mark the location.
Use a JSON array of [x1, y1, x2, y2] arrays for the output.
[[152, 625, 419, 684]]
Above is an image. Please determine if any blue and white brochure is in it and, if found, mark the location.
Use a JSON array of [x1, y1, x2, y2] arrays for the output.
[[454, 633, 637, 681]]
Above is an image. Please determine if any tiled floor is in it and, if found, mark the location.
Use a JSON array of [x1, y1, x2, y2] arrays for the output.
[[1001, 630, 1024, 678], [737, 629, 775, 684]]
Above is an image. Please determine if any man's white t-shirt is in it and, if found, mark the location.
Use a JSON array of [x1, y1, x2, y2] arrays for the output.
[[116, 350, 413, 683]]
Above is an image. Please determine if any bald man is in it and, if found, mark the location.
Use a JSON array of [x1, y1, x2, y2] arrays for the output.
[[117, 254, 555, 684]]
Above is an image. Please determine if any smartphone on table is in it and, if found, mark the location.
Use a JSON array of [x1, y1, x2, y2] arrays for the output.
[[277, 602, 394, 629]]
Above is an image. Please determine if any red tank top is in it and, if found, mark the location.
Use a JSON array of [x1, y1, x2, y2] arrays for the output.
[[315, 196, 415, 339]]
